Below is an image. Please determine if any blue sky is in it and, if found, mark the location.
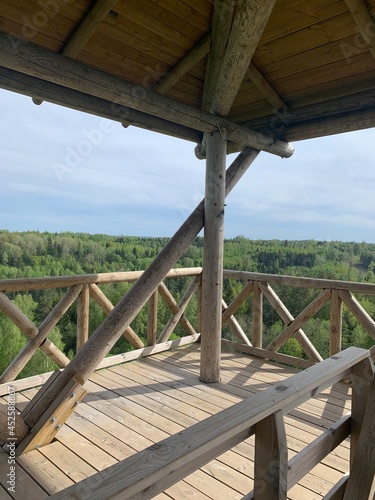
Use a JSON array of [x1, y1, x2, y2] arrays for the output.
[[1, 88, 375, 242]]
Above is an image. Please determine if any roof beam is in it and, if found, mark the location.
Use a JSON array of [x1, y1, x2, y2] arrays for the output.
[[0, 34, 294, 158], [153, 33, 211, 94], [63, 0, 118, 58], [205, 0, 277, 117], [0, 68, 202, 145], [246, 62, 287, 111], [202, 0, 236, 113], [344, 0, 375, 60]]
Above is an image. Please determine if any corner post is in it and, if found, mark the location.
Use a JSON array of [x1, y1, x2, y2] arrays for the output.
[[200, 130, 226, 383]]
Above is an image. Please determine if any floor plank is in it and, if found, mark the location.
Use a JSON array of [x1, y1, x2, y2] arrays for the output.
[[0, 344, 354, 499]]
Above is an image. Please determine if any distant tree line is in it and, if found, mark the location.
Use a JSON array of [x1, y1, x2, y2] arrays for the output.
[[1, 230, 375, 378]]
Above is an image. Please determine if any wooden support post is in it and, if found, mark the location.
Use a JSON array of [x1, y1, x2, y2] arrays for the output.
[[197, 274, 203, 335], [76, 284, 90, 352], [330, 290, 343, 356], [147, 290, 158, 346], [200, 131, 226, 383], [17, 147, 260, 449], [350, 356, 375, 467], [344, 378, 375, 499], [254, 411, 288, 499], [252, 282, 263, 348]]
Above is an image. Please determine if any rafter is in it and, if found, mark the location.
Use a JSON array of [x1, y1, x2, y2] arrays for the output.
[[63, 0, 118, 58], [344, 0, 375, 60], [205, 0, 277, 117], [0, 34, 294, 158], [246, 62, 287, 111], [202, 0, 236, 113], [153, 33, 211, 94]]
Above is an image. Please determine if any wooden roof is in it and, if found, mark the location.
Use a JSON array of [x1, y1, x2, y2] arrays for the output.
[[0, 0, 375, 156]]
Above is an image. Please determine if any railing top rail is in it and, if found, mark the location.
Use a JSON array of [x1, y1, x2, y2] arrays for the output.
[[224, 270, 375, 294], [0, 267, 203, 293], [2, 267, 375, 294]]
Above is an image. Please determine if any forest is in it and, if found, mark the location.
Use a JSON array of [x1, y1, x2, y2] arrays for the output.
[[1, 230, 375, 379]]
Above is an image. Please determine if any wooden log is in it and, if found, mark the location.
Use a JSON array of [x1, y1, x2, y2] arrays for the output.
[[259, 283, 323, 362], [202, 0, 235, 112], [157, 277, 199, 344], [343, 381, 375, 499], [344, 0, 375, 61], [223, 270, 375, 295], [147, 290, 158, 346], [254, 411, 288, 499], [47, 347, 369, 500], [0, 267, 203, 293], [266, 289, 331, 352], [153, 33, 211, 94], [350, 356, 375, 467], [252, 282, 263, 348], [222, 281, 253, 322], [221, 339, 314, 370], [0, 67, 203, 145], [339, 289, 375, 340], [0, 294, 70, 377], [18, 147, 260, 434], [157, 282, 196, 337], [197, 277, 202, 335], [200, 131, 226, 383], [0, 34, 294, 158], [208, 0, 277, 116], [63, 0, 118, 58], [330, 290, 343, 356], [89, 283, 144, 349], [246, 62, 287, 111], [222, 299, 252, 346], [0, 285, 82, 383], [76, 285, 90, 352]]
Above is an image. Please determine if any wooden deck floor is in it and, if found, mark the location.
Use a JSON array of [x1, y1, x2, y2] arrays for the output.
[[0, 344, 352, 499]]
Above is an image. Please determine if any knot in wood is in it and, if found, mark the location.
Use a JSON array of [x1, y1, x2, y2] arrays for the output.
[[275, 385, 287, 391]]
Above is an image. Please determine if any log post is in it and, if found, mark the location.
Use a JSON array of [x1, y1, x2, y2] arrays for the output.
[[16, 147, 259, 451], [77, 284, 90, 352], [329, 289, 343, 356], [200, 131, 226, 383], [350, 356, 375, 467], [252, 282, 263, 348], [254, 410, 288, 499], [147, 290, 158, 346]]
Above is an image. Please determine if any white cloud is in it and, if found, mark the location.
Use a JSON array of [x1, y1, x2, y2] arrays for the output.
[[1, 88, 375, 240]]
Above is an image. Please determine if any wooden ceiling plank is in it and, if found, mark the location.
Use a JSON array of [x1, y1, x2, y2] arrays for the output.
[[63, 0, 119, 58], [344, 0, 375, 60], [209, 0, 277, 117], [246, 62, 287, 111], [0, 33, 294, 158], [153, 33, 211, 94]]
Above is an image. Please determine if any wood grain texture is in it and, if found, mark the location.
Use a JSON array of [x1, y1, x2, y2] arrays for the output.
[[200, 131, 226, 383]]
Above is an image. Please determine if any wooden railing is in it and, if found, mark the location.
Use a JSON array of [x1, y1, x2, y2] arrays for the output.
[[49, 347, 375, 500], [1, 268, 375, 386], [221, 270, 375, 369], [0, 268, 202, 385]]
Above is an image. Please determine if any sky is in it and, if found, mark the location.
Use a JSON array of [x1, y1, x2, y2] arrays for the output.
[[1, 88, 375, 243]]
